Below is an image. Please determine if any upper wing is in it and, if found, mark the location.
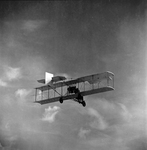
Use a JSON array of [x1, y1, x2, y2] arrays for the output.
[[35, 71, 114, 91]]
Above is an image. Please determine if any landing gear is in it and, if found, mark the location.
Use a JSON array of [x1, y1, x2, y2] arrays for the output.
[[74, 99, 86, 107], [59, 97, 63, 103], [76, 93, 86, 107], [81, 101, 86, 107]]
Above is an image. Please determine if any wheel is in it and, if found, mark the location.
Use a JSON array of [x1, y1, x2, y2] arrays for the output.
[[82, 101, 86, 107], [59, 97, 63, 103]]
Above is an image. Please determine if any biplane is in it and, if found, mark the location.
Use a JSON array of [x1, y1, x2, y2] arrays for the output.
[[34, 71, 114, 107]]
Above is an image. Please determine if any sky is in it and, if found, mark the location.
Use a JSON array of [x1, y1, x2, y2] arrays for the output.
[[0, 0, 146, 150]]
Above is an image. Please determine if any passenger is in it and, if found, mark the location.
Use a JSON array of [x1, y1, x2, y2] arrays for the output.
[[74, 88, 80, 94], [77, 93, 83, 100]]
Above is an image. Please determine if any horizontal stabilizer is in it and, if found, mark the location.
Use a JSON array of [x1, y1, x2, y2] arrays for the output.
[[52, 76, 66, 82], [37, 79, 45, 84]]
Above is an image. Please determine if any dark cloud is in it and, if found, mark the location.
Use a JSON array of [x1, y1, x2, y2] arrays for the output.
[[1, 1, 146, 73], [127, 136, 147, 150]]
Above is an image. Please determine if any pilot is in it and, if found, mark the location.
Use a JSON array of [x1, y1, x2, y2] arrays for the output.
[[74, 88, 80, 94], [68, 86, 74, 93], [68, 86, 79, 94]]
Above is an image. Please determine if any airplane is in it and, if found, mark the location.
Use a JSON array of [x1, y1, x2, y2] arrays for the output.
[[34, 71, 114, 107]]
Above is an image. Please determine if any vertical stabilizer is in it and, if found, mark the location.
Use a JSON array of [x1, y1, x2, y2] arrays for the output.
[[45, 72, 54, 85]]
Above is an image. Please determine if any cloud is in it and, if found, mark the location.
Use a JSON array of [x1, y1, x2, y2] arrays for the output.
[[42, 106, 60, 123], [86, 137, 129, 150], [5, 66, 21, 81], [89, 99, 133, 126], [0, 143, 2, 148], [0, 66, 21, 87], [78, 128, 91, 139], [22, 20, 47, 33], [117, 103, 132, 122], [15, 89, 31, 101], [15, 89, 30, 97], [87, 108, 108, 130], [0, 79, 7, 87], [127, 136, 147, 150]]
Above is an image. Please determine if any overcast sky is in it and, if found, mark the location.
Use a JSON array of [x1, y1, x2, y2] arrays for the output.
[[0, 1, 146, 150]]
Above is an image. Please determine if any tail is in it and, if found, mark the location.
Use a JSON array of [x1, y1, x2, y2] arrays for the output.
[[45, 72, 54, 85]]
